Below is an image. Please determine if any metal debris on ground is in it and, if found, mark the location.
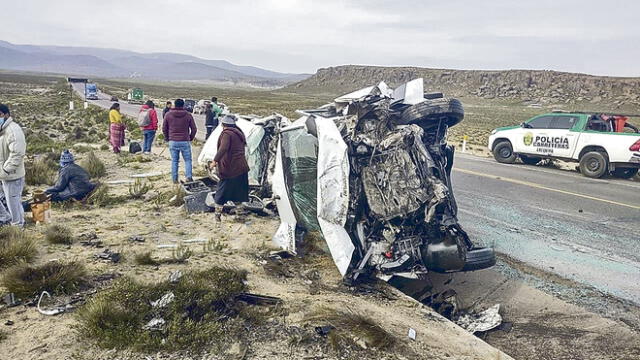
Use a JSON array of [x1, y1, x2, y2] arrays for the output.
[[3, 293, 18, 307], [168, 270, 183, 283], [37, 291, 72, 316], [130, 172, 164, 178], [268, 250, 292, 260], [455, 304, 502, 334], [143, 317, 166, 331], [182, 238, 207, 244], [128, 235, 145, 243], [94, 249, 121, 263], [408, 328, 417, 340], [150, 292, 175, 308], [315, 325, 335, 336], [104, 180, 134, 185], [236, 293, 282, 305], [5, 320, 14, 326]]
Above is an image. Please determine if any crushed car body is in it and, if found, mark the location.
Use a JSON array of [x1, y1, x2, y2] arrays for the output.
[[272, 78, 496, 282]]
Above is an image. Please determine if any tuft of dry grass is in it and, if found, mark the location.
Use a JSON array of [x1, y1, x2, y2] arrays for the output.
[[25, 157, 57, 186], [75, 266, 248, 352], [86, 184, 126, 207], [308, 308, 395, 352], [1, 261, 86, 298], [128, 179, 152, 200], [44, 224, 75, 245], [134, 251, 159, 266], [0, 227, 38, 269], [80, 151, 106, 178]]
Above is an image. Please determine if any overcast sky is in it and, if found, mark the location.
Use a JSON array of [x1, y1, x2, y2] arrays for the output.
[[3, 0, 640, 76]]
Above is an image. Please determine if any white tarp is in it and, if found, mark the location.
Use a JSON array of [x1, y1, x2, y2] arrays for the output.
[[315, 117, 354, 276], [197, 117, 265, 185]]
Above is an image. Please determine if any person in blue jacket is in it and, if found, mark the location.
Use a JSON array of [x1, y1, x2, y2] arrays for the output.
[[45, 150, 96, 202]]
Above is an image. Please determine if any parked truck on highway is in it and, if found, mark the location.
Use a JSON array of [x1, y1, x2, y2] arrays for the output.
[[127, 88, 144, 104], [85, 83, 98, 100], [489, 111, 640, 178]]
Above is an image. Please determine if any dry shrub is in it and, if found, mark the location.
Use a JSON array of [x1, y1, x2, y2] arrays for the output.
[[80, 151, 106, 178], [2, 261, 86, 298], [134, 251, 159, 266], [309, 308, 395, 352], [44, 224, 75, 245], [128, 179, 152, 199], [86, 184, 126, 207], [75, 267, 248, 352], [0, 227, 37, 269], [25, 157, 57, 186]]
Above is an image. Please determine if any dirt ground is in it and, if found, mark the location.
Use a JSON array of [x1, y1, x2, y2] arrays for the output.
[[0, 145, 513, 360]]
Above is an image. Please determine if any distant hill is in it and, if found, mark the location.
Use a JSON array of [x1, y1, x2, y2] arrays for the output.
[[287, 65, 640, 106], [0, 40, 309, 88]]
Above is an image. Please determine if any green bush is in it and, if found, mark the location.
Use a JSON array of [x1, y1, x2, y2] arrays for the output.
[[80, 152, 106, 178], [25, 157, 57, 186], [44, 224, 75, 245], [0, 227, 38, 269], [2, 261, 86, 298]]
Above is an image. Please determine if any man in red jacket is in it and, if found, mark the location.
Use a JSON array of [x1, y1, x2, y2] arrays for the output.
[[162, 98, 197, 183], [140, 100, 159, 154]]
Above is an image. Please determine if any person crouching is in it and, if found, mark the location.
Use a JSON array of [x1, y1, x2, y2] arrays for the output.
[[45, 150, 96, 202], [210, 115, 249, 220]]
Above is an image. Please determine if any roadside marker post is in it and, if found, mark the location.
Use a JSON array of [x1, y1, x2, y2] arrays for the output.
[[69, 101, 74, 110], [84, 101, 88, 109], [462, 135, 469, 153]]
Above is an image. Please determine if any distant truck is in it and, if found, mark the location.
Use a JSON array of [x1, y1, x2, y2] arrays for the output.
[[85, 83, 98, 100], [127, 88, 144, 104], [489, 111, 640, 179]]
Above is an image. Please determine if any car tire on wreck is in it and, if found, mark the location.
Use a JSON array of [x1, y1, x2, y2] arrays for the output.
[[462, 247, 496, 271], [398, 98, 464, 128]]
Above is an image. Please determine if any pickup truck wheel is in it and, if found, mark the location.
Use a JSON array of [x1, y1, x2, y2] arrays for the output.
[[612, 167, 639, 179], [462, 247, 496, 271], [579, 151, 608, 178], [493, 141, 517, 164], [520, 155, 542, 165]]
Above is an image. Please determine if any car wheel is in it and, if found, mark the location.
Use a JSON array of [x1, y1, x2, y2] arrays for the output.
[[462, 247, 496, 271], [612, 167, 639, 179], [398, 97, 464, 128], [579, 151, 608, 178], [520, 155, 542, 165], [493, 141, 517, 164]]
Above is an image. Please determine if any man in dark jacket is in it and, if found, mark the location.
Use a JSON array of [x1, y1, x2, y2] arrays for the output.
[[45, 150, 96, 202], [204, 103, 218, 139], [162, 101, 172, 118], [211, 115, 249, 220], [163, 98, 197, 183]]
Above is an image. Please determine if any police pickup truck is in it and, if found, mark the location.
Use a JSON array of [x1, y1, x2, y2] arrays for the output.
[[488, 111, 640, 179]]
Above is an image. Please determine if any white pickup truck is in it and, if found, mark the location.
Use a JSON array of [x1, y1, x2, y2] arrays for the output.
[[488, 112, 640, 178]]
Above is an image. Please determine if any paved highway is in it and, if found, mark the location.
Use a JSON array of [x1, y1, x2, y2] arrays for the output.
[[76, 84, 640, 304], [452, 153, 640, 304]]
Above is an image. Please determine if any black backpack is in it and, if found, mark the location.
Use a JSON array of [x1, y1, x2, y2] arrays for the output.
[[129, 141, 142, 154]]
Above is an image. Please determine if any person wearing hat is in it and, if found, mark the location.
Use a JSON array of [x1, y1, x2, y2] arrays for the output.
[[0, 103, 26, 227], [45, 150, 96, 202], [211, 114, 249, 219]]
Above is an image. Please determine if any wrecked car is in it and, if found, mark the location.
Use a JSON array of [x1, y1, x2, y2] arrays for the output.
[[272, 78, 496, 283]]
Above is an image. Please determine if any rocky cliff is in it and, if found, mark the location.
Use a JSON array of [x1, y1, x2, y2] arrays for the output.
[[288, 65, 640, 106]]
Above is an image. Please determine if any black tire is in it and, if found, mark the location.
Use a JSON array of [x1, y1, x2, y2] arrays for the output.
[[520, 155, 542, 165], [579, 151, 608, 178], [424, 92, 444, 100], [398, 97, 464, 128], [493, 141, 517, 164], [612, 167, 639, 179], [462, 247, 496, 272]]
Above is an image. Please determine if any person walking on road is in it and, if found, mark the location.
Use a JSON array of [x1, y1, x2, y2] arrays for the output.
[[109, 103, 126, 154], [0, 104, 26, 227], [45, 150, 96, 202], [162, 98, 197, 184], [204, 103, 218, 139], [210, 114, 249, 220], [139, 100, 158, 154], [163, 101, 172, 118]]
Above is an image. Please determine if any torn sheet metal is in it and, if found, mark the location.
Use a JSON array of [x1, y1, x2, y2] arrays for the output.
[[392, 78, 424, 105], [272, 136, 298, 254], [37, 291, 72, 316], [455, 304, 502, 334], [315, 117, 354, 276]]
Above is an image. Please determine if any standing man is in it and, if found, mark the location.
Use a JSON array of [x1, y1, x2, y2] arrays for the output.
[[163, 99, 197, 184], [0, 104, 26, 227], [204, 103, 218, 139], [139, 100, 158, 154], [210, 115, 249, 220], [163, 101, 172, 118]]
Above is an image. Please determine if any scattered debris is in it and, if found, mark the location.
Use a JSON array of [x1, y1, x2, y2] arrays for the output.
[[150, 292, 175, 308], [142, 317, 166, 331], [236, 293, 282, 306], [4, 320, 14, 326], [268, 250, 292, 260], [2, 293, 18, 307], [407, 327, 417, 340], [168, 270, 183, 283], [104, 180, 134, 185], [94, 249, 121, 263], [37, 291, 72, 316], [182, 238, 207, 244], [128, 235, 145, 243], [315, 325, 335, 336], [130, 172, 164, 178], [455, 304, 502, 334]]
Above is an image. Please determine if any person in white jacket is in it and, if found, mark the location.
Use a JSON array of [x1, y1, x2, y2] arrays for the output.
[[0, 104, 26, 227]]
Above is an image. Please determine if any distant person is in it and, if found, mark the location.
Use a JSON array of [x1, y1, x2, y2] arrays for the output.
[[204, 103, 218, 139], [139, 100, 159, 154], [0, 103, 26, 227], [108, 103, 126, 154], [45, 150, 96, 202], [211, 96, 223, 119], [163, 101, 172, 118], [211, 115, 249, 220], [162, 98, 197, 183]]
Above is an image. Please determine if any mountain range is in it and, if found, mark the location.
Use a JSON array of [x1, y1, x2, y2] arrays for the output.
[[0, 40, 309, 88]]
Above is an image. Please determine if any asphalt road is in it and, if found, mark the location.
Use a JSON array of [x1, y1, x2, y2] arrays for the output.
[[71, 84, 209, 141], [75, 84, 640, 305], [452, 152, 640, 304]]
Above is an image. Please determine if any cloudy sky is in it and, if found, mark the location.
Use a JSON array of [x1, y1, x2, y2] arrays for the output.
[[3, 0, 639, 76]]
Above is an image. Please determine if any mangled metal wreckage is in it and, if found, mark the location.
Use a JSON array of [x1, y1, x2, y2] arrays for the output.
[[272, 78, 496, 283]]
